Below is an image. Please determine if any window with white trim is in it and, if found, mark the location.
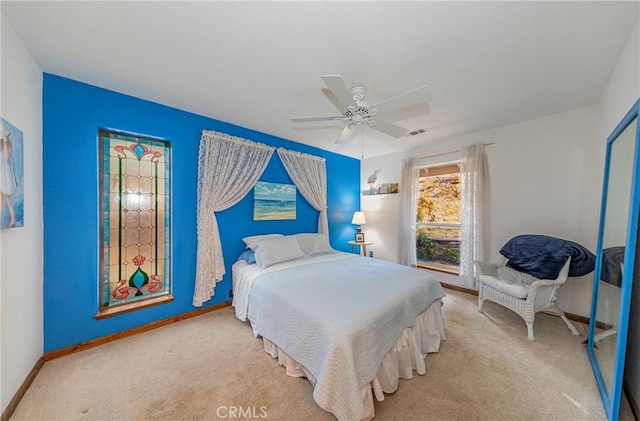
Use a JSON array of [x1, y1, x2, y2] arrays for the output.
[[416, 162, 461, 273]]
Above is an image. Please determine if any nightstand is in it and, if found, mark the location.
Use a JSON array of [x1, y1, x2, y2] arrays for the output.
[[348, 240, 373, 257]]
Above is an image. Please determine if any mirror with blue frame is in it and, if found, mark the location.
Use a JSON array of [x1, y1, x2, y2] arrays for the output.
[[588, 98, 640, 421]]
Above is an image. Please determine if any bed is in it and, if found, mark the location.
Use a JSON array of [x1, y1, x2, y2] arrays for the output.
[[232, 233, 446, 421]]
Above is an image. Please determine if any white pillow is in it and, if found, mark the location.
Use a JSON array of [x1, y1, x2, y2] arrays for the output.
[[242, 233, 284, 247], [249, 236, 305, 268], [294, 233, 335, 256]]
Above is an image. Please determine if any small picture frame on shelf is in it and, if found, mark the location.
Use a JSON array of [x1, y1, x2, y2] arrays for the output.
[[355, 232, 365, 242]]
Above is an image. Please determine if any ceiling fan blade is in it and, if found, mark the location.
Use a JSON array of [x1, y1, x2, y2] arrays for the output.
[[321, 75, 358, 108], [369, 120, 409, 138], [372, 86, 433, 115], [291, 115, 343, 123], [335, 124, 358, 144]]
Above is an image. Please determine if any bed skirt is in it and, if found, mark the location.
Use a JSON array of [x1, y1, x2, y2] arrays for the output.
[[261, 299, 446, 421]]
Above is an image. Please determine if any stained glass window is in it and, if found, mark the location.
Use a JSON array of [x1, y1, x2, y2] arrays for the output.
[[97, 130, 172, 317]]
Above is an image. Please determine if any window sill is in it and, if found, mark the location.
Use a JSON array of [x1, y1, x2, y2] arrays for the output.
[[417, 263, 459, 275], [94, 294, 174, 319]]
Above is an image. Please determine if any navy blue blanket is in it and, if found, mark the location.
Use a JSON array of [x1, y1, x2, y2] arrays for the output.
[[499, 234, 595, 279], [601, 246, 624, 287]]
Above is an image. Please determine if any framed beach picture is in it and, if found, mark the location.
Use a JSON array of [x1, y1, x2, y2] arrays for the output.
[[0, 118, 24, 229], [254, 181, 296, 221]]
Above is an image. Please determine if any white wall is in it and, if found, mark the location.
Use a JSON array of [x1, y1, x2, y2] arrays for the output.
[[363, 106, 603, 316], [600, 19, 640, 138], [0, 13, 43, 413]]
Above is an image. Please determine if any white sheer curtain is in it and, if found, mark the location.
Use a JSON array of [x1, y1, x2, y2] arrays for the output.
[[276, 148, 329, 236], [459, 143, 489, 289], [398, 157, 420, 267], [193, 130, 275, 306]]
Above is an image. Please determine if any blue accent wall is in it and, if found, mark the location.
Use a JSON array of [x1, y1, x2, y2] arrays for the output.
[[43, 74, 360, 352]]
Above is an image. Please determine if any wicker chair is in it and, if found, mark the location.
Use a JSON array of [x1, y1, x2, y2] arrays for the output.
[[475, 257, 580, 341]]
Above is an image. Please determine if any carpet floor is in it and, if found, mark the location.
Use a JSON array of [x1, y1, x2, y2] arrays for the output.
[[10, 288, 633, 420]]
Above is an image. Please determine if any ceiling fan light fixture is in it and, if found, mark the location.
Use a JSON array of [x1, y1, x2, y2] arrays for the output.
[[351, 114, 365, 124]]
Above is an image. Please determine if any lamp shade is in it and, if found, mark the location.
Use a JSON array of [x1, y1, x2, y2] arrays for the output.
[[351, 211, 367, 225]]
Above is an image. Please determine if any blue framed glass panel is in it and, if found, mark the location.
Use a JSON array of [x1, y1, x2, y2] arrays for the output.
[[588, 98, 640, 420]]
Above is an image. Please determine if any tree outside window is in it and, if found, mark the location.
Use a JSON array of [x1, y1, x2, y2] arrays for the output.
[[416, 164, 461, 272]]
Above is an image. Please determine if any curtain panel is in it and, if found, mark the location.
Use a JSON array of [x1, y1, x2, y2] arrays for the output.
[[193, 130, 274, 307], [459, 143, 489, 289], [276, 148, 329, 236], [398, 157, 420, 267]]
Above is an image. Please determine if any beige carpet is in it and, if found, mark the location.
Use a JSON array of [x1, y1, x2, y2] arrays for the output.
[[10, 289, 630, 420]]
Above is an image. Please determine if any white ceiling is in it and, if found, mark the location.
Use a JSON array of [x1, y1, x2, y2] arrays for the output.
[[2, 1, 638, 159]]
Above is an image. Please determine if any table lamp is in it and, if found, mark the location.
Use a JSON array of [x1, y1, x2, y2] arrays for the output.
[[351, 211, 367, 233]]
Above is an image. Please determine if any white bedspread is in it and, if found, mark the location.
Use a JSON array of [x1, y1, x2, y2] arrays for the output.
[[232, 253, 445, 421]]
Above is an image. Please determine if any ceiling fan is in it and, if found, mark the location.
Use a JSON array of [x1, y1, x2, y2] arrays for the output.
[[291, 75, 433, 144]]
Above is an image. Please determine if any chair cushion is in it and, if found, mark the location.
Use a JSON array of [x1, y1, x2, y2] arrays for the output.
[[478, 275, 530, 299]]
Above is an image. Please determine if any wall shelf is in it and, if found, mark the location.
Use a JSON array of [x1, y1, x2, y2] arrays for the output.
[[362, 183, 398, 196]]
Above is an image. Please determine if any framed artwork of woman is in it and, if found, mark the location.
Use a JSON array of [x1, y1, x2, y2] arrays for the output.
[[0, 118, 24, 229]]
